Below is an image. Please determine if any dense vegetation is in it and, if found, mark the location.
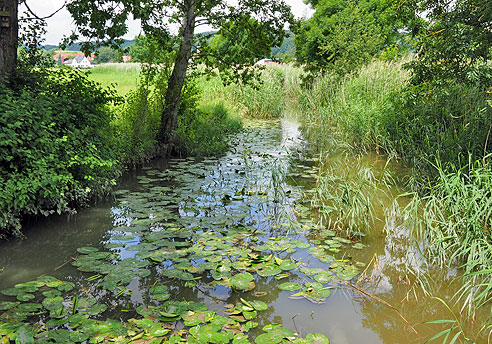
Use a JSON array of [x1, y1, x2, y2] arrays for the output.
[[0, 70, 120, 238], [1, 0, 492, 341], [0, 57, 242, 238]]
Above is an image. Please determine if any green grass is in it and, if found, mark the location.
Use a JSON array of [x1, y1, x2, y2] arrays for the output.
[[86, 63, 141, 95], [295, 58, 411, 154]]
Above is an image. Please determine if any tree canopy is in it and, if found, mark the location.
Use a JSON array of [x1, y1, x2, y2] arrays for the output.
[[293, 0, 402, 76], [65, 0, 292, 147], [400, 0, 492, 86]]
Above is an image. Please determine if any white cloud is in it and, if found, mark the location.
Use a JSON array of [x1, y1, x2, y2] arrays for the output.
[[20, 0, 313, 45]]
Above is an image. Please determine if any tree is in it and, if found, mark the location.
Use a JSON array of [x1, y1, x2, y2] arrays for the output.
[[66, 0, 292, 151], [0, 1, 66, 82], [94, 47, 123, 64], [400, 0, 492, 86], [293, 0, 402, 77], [0, 0, 18, 81]]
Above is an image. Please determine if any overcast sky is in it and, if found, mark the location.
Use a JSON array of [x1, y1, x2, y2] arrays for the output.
[[20, 1, 314, 45]]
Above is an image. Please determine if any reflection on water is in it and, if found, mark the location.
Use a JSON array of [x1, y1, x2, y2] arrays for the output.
[[0, 119, 487, 343]]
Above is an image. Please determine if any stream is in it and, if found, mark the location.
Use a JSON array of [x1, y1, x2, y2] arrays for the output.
[[0, 119, 484, 343]]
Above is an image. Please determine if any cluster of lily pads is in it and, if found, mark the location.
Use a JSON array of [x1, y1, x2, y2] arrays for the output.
[[1, 122, 365, 343]]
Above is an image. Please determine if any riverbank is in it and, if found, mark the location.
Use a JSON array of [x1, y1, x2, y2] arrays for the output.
[[0, 65, 242, 239]]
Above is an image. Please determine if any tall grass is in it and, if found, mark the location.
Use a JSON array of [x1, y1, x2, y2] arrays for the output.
[[400, 156, 492, 308], [296, 59, 411, 154], [229, 67, 287, 119]]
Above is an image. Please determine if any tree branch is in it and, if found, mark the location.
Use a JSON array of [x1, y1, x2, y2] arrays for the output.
[[21, 1, 67, 21]]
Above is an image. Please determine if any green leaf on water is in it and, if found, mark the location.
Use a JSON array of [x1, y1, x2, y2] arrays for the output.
[[305, 333, 330, 343], [149, 285, 169, 294], [314, 272, 334, 284], [69, 331, 89, 343], [42, 296, 64, 310], [18, 303, 42, 313], [255, 332, 283, 344], [257, 265, 282, 277], [248, 300, 268, 311], [0, 301, 20, 310], [230, 273, 255, 291], [16, 293, 35, 302], [278, 282, 302, 291], [1, 287, 19, 296], [279, 260, 297, 271]]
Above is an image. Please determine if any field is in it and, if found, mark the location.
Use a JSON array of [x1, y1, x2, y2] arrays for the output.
[[85, 63, 141, 95]]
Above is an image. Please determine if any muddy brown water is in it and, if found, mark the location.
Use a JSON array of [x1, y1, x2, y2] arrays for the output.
[[0, 119, 487, 343]]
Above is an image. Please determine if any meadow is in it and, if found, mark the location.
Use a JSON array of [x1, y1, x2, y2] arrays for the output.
[[85, 63, 141, 95]]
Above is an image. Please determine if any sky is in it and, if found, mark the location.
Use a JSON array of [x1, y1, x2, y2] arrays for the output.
[[20, 1, 314, 45]]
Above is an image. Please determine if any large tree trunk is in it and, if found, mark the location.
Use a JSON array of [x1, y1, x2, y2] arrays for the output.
[[157, 0, 195, 149], [0, 0, 18, 81]]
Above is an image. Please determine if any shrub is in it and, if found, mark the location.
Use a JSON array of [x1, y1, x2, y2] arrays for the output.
[[0, 69, 121, 238]]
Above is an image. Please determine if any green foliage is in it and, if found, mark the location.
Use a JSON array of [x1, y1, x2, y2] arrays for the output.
[[129, 34, 175, 64], [0, 69, 120, 238], [230, 67, 287, 119], [203, 16, 288, 84], [112, 60, 174, 166], [94, 47, 123, 64], [175, 103, 242, 157], [400, 156, 492, 314], [401, 0, 492, 86], [388, 81, 492, 184], [293, 0, 403, 76], [296, 59, 410, 152], [17, 47, 56, 69]]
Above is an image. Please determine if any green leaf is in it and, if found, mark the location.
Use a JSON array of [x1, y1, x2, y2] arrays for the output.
[[0, 301, 20, 310], [278, 282, 302, 291], [248, 300, 268, 311], [77, 247, 99, 254], [230, 273, 255, 291], [255, 333, 283, 344], [305, 333, 330, 343]]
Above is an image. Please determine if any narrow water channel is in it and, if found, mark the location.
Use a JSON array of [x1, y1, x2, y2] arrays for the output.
[[0, 119, 484, 343]]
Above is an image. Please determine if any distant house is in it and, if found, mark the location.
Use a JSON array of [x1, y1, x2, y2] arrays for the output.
[[53, 53, 96, 64], [255, 59, 278, 66], [71, 56, 93, 69]]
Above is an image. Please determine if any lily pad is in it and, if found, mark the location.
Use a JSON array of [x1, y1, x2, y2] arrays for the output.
[[278, 282, 302, 291], [77, 247, 99, 254], [255, 332, 283, 344], [0, 301, 20, 310], [230, 273, 255, 291]]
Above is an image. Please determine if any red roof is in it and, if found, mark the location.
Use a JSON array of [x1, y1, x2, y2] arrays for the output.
[[53, 53, 95, 62]]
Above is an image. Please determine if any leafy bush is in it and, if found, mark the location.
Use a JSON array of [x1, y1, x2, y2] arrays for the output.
[[0, 69, 120, 238], [114, 65, 242, 163], [113, 65, 171, 166]]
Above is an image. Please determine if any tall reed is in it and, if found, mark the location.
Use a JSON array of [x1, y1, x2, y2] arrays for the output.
[[229, 67, 287, 119]]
